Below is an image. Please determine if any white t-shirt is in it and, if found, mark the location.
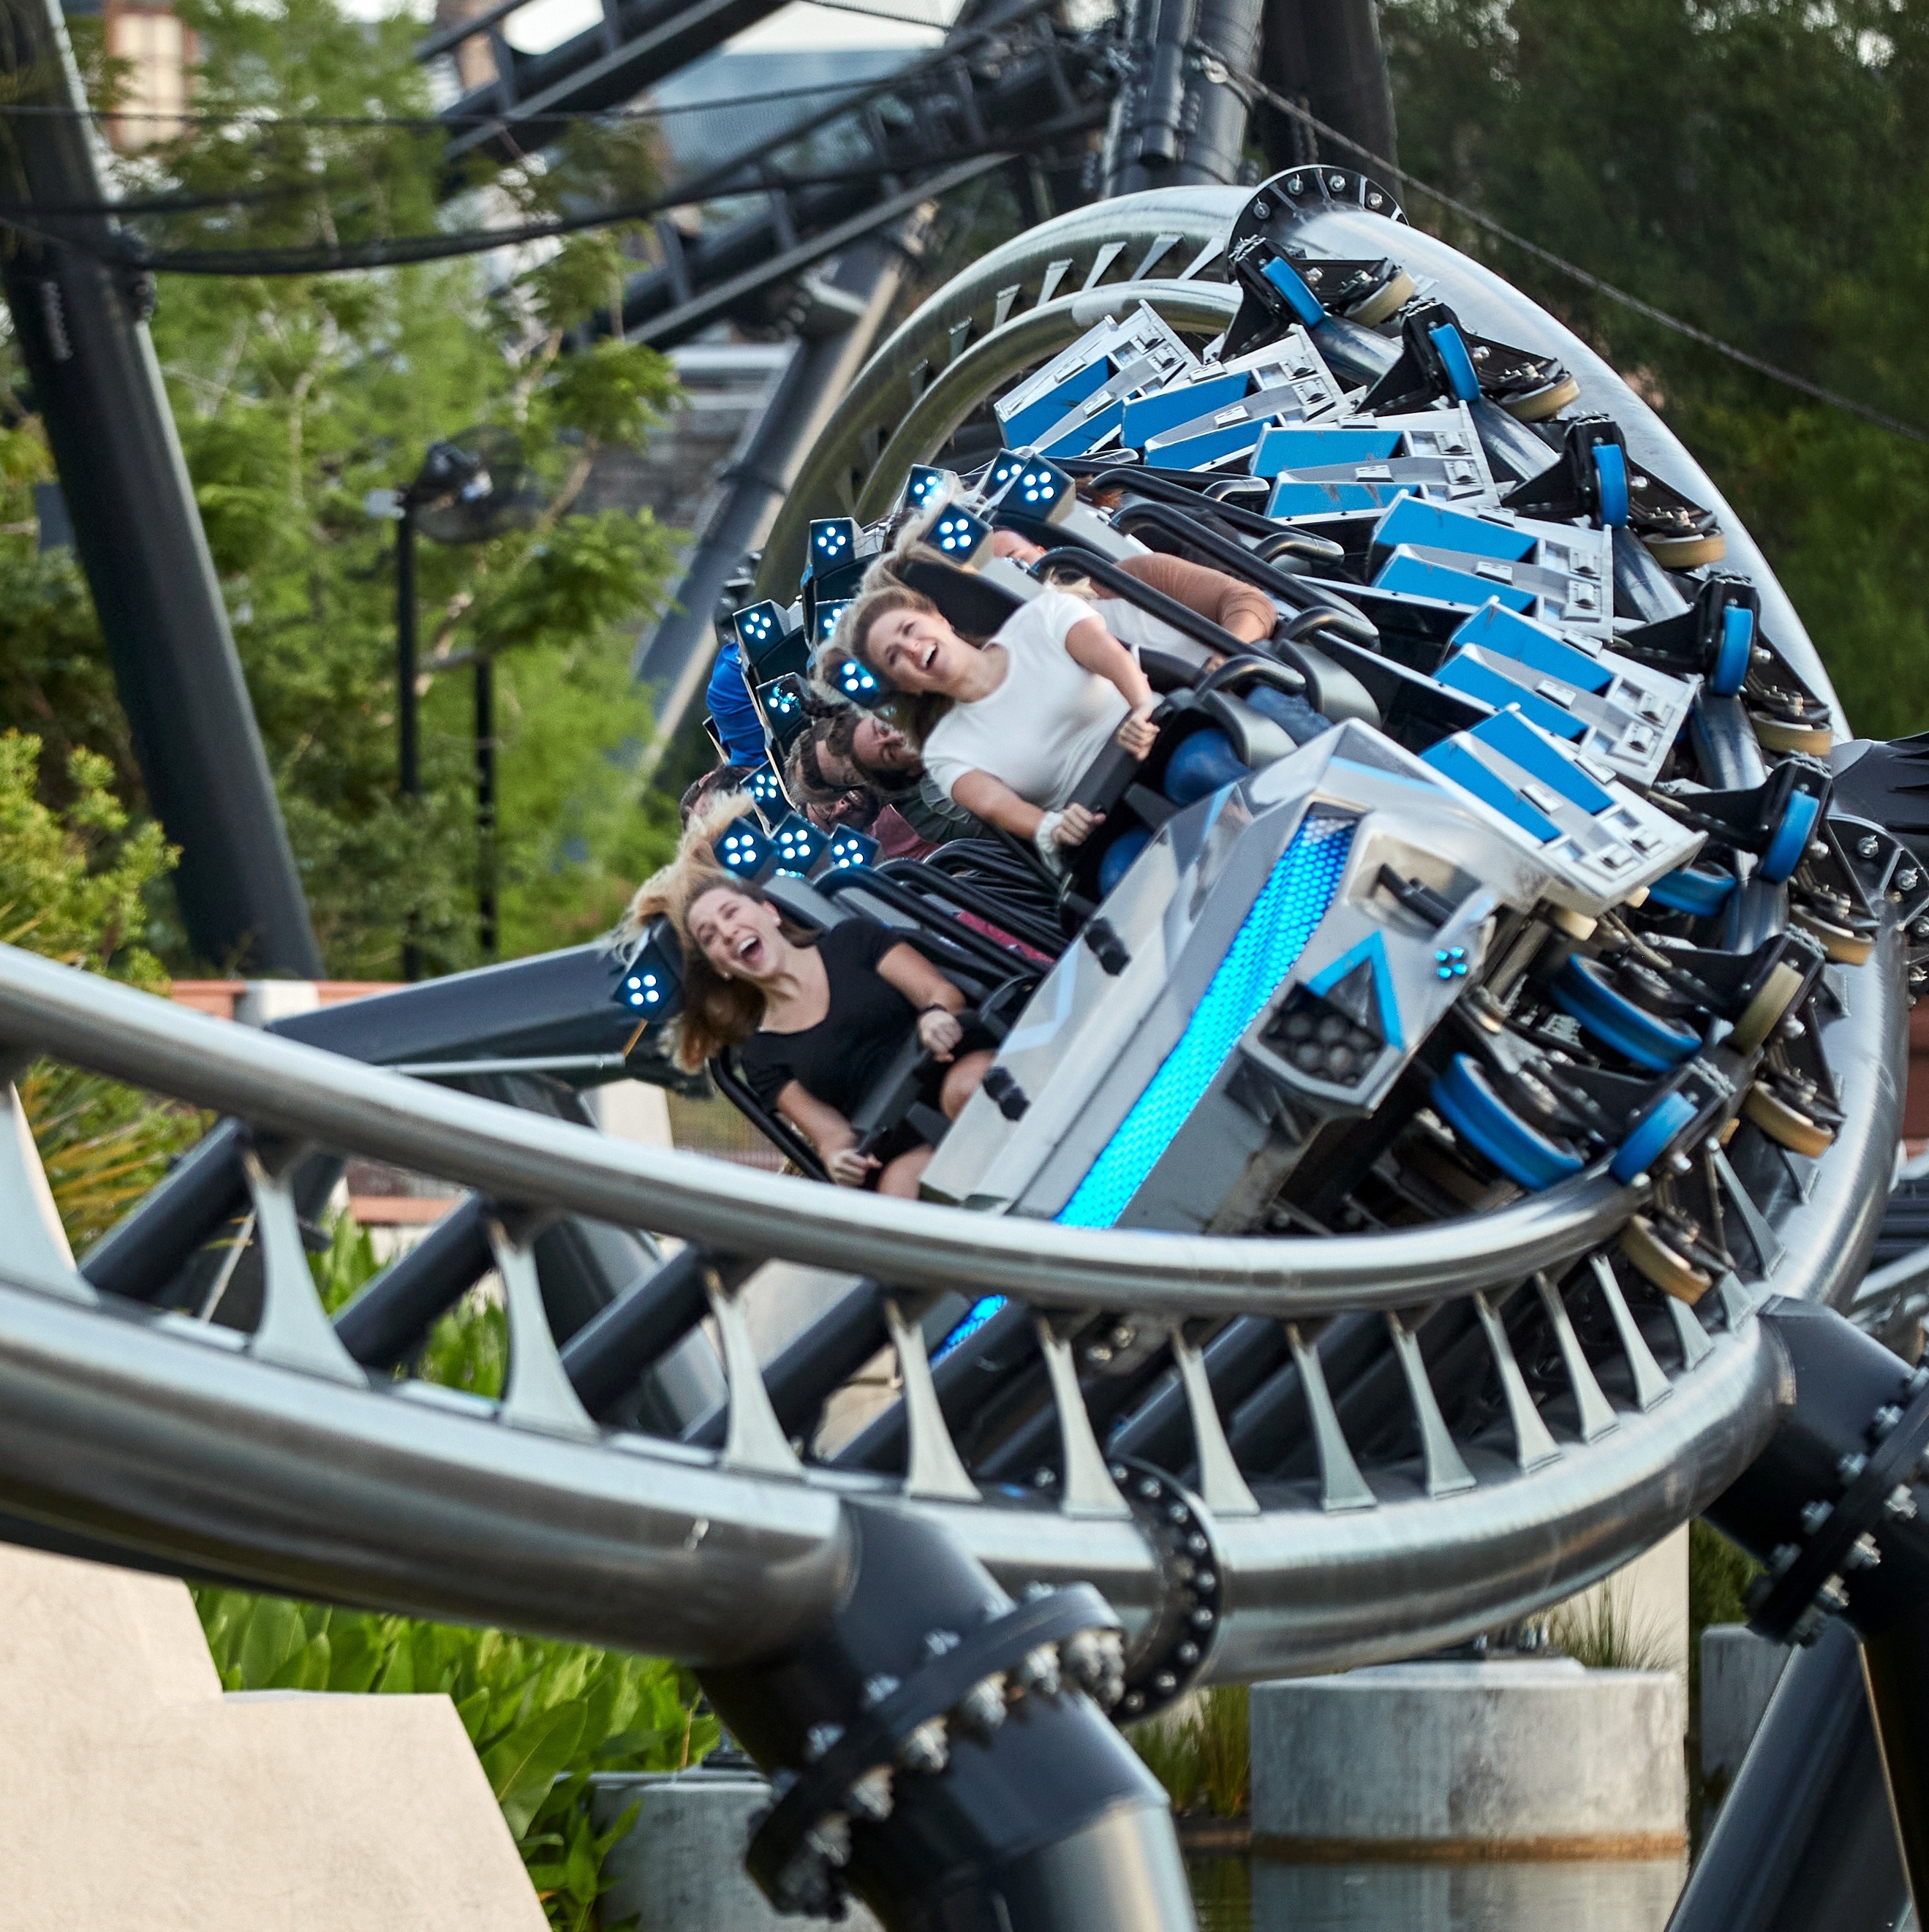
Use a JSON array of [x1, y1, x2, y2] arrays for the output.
[[921, 589, 1131, 810]]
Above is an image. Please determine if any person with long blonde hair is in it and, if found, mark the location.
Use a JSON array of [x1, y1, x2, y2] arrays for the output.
[[625, 795, 993, 1195]]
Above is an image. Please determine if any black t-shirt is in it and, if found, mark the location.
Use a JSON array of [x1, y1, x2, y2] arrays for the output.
[[739, 918, 918, 1118]]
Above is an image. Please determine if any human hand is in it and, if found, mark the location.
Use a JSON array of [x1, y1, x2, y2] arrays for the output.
[[916, 1007, 962, 1061], [1053, 803, 1102, 848], [826, 1146, 881, 1187], [1115, 701, 1159, 758]]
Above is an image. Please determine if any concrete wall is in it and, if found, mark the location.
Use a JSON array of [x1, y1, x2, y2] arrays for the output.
[[594, 1770, 885, 1932], [0, 1542, 544, 1931]]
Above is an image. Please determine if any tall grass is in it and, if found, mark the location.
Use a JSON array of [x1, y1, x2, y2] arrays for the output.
[[1131, 1686, 1250, 1816], [1549, 1585, 1676, 1673]]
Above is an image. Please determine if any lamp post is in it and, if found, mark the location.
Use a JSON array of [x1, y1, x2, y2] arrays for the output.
[[368, 441, 484, 981]]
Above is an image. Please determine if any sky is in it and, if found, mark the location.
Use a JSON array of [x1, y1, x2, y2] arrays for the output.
[[336, 0, 958, 54]]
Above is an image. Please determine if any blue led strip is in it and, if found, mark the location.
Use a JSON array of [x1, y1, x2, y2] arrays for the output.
[[1056, 815, 1356, 1230]]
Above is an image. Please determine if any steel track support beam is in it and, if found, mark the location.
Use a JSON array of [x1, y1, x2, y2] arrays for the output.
[[700, 1502, 1195, 1932], [1102, 0, 1261, 192], [0, 0, 321, 976], [1689, 1299, 1929, 1925], [633, 238, 912, 749], [1253, 0, 1397, 174]]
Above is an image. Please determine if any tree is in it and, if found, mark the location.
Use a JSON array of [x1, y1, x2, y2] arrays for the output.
[[0, 0, 684, 977], [0, 729, 203, 1248], [1383, 0, 1929, 739]]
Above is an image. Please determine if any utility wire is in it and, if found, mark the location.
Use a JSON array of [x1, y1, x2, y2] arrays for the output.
[[1205, 56, 1929, 449], [0, 0, 970, 129]]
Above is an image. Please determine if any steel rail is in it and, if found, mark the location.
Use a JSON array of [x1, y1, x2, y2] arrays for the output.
[[0, 940, 1639, 1319]]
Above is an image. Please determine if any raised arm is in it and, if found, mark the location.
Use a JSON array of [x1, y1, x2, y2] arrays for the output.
[[1121, 551, 1277, 644]]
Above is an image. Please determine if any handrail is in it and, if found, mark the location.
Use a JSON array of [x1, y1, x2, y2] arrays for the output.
[[0, 940, 1639, 1320]]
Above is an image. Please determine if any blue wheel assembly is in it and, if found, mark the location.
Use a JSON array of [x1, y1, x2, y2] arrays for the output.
[[1709, 601, 1754, 697], [1427, 322, 1483, 404], [1591, 442, 1630, 528], [1647, 864, 1736, 918], [1550, 957, 1701, 1071], [1163, 728, 1248, 807], [1610, 1090, 1698, 1185], [1759, 788, 1819, 883], [1098, 826, 1152, 897], [1430, 1054, 1584, 1191]]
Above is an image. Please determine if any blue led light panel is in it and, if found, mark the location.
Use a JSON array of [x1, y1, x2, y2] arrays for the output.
[[731, 601, 782, 652], [807, 518, 857, 578], [745, 763, 785, 810], [771, 812, 826, 875], [824, 829, 879, 871], [1057, 815, 1355, 1229], [930, 507, 989, 560], [906, 465, 946, 507], [714, 822, 771, 875]]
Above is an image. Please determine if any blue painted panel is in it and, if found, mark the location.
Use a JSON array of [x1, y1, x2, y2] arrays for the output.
[[1122, 371, 1251, 450], [1268, 479, 1411, 517], [1374, 496, 1536, 562], [1374, 549, 1536, 613], [1435, 655, 1587, 741], [1249, 424, 1402, 477], [1471, 709, 1614, 811], [1421, 740, 1561, 842], [1449, 600, 1612, 693], [999, 356, 1111, 447]]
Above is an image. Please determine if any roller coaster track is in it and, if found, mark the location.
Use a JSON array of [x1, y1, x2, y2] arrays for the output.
[[7, 181, 1928, 1928]]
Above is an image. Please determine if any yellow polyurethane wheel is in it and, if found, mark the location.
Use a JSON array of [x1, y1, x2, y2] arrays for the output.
[[1790, 907, 1873, 967], [1730, 961, 1805, 1055], [1743, 1082, 1835, 1158], [1620, 1214, 1713, 1305], [1503, 374, 1582, 422], [1347, 268, 1416, 328], [1643, 532, 1727, 570], [1752, 713, 1834, 757]]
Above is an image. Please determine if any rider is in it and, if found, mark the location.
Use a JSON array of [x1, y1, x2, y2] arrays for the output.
[[843, 582, 1158, 867], [630, 799, 994, 1196]]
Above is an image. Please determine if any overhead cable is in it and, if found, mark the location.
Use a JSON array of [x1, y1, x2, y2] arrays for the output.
[[1204, 56, 1929, 448]]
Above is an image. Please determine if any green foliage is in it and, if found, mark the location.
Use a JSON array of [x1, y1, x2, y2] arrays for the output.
[[1130, 1686, 1250, 1817], [241, 1212, 715, 1928], [1549, 1582, 1676, 1672], [0, 0, 683, 978], [195, 1588, 717, 1930], [0, 730, 203, 1245], [1385, 0, 1929, 739]]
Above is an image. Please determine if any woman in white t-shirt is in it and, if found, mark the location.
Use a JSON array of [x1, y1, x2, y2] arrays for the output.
[[845, 583, 1158, 863]]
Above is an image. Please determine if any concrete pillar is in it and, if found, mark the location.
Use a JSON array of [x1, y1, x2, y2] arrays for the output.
[[1250, 1660, 1686, 1858], [0, 1542, 543, 1930], [592, 1080, 676, 1149], [1252, 1856, 1687, 1928], [592, 1769, 883, 1932]]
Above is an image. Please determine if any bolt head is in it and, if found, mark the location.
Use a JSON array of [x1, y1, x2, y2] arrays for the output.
[[1860, 836, 1882, 859]]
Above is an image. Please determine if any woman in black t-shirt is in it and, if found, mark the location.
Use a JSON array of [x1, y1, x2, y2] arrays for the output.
[[675, 875, 994, 1196]]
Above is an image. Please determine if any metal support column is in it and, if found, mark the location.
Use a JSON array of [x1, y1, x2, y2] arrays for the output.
[[1103, 0, 1264, 193], [1687, 1298, 1929, 1925], [700, 1502, 1195, 1932], [0, 0, 322, 975], [631, 237, 910, 755]]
